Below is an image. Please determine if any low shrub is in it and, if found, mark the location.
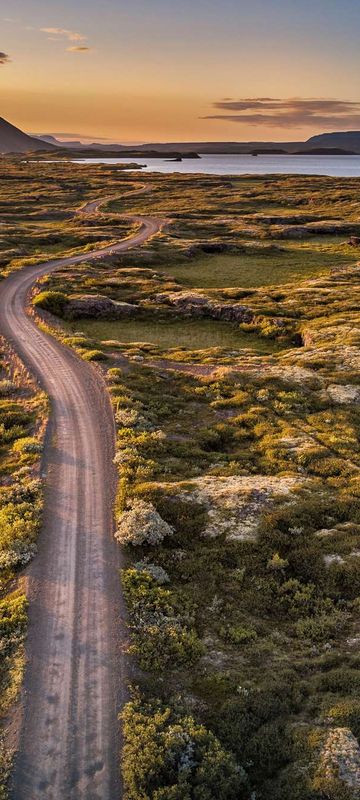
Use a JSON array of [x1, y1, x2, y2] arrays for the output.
[[135, 489, 208, 538], [0, 381, 15, 398], [82, 349, 108, 361], [0, 737, 12, 800], [33, 290, 68, 316], [326, 699, 360, 738], [317, 668, 360, 696], [0, 485, 41, 571], [121, 694, 248, 800], [12, 436, 42, 455], [122, 569, 203, 670], [244, 720, 291, 780], [220, 624, 257, 645], [0, 590, 28, 653], [295, 610, 347, 642], [217, 685, 294, 761], [108, 367, 123, 382]]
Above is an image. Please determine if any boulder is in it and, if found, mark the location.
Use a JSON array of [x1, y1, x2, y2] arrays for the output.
[[327, 384, 360, 404], [316, 728, 360, 795], [271, 225, 310, 239]]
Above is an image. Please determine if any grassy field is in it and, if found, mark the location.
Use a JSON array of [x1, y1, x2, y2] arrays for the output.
[[158, 247, 350, 289], [63, 317, 284, 352]]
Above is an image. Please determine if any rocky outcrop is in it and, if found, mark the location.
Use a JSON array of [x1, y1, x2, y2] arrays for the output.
[[184, 241, 241, 257], [66, 294, 138, 319], [272, 221, 360, 239], [151, 291, 254, 323], [248, 213, 320, 224], [315, 728, 360, 797]]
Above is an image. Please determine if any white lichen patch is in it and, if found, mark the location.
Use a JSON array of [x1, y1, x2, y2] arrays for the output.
[[346, 636, 360, 648], [315, 528, 339, 538], [115, 499, 174, 546], [134, 560, 170, 584], [327, 384, 360, 404], [278, 433, 317, 454], [178, 475, 302, 541], [316, 520, 360, 539], [318, 727, 360, 793], [323, 554, 345, 567], [269, 365, 318, 384]]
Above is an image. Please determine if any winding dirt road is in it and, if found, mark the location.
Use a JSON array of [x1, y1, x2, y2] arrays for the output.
[[0, 198, 162, 799]]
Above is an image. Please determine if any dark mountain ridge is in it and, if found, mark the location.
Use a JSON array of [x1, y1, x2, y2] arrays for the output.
[[0, 117, 56, 153]]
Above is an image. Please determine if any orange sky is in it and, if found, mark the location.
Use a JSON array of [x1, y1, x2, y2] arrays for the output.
[[1, 0, 360, 142]]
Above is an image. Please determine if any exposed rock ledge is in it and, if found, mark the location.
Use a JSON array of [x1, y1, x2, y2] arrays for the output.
[[152, 291, 255, 323], [66, 294, 138, 319]]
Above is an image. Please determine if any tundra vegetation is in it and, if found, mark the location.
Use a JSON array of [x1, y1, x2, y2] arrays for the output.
[[0, 337, 47, 797], [2, 158, 360, 797]]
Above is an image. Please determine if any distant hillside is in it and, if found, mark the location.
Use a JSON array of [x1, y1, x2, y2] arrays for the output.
[[122, 141, 304, 154], [94, 137, 360, 155], [306, 131, 360, 152], [0, 117, 56, 153], [128, 135, 360, 155], [34, 134, 86, 147]]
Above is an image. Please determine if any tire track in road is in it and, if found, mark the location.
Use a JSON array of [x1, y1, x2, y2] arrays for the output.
[[0, 194, 163, 799]]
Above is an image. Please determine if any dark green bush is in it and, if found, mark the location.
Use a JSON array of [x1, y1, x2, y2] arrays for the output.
[[121, 694, 248, 800], [122, 569, 203, 671], [244, 721, 291, 780], [317, 668, 360, 695], [217, 685, 294, 760]]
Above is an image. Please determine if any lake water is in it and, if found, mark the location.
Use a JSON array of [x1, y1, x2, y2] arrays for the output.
[[76, 153, 360, 177]]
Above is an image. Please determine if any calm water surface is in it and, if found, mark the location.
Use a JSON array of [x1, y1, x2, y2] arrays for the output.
[[76, 153, 360, 177]]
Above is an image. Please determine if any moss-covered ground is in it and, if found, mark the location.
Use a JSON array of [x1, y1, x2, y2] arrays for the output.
[[3, 159, 360, 797]]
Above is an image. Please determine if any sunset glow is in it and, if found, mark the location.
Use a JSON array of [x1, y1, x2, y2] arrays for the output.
[[2, 0, 360, 142]]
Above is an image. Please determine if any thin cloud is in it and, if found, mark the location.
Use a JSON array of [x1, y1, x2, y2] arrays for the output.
[[202, 98, 360, 129], [0, 51, 10, 64], [37, 132, 111, 140], [67, 46, 91, 52], [40, 27, 86, 42]]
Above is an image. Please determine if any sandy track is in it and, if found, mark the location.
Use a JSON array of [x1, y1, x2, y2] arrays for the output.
[[0, 203, 163, 799]]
